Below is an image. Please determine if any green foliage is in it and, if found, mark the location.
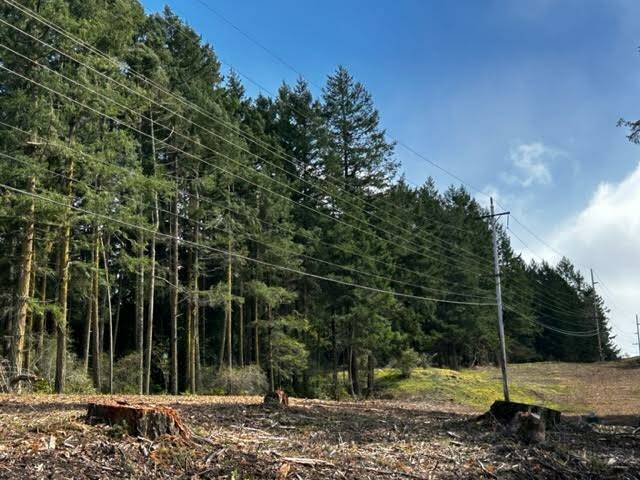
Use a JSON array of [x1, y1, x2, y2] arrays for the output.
[[35, 335, 95, 394], [110, 353, 143, 394], [392, 348, 421, 378], [271, 315, 310, 382]]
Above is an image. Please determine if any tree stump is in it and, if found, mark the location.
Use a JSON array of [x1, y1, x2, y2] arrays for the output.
[[488, 400, 561, 429], [263, 389, 289, 407], [86, 401, 188, 439], [509, 411, 545, 444]]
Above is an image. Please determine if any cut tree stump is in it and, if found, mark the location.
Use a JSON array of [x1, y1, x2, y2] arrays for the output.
[[488, 400, 561, 429], [264, 389, 289, 407], [86, 401, 188, 439], [510, 411, 546, 444]]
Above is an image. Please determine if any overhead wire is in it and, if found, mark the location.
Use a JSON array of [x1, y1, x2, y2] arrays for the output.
[[0, 147, 498, 302], [0, 120, 496, 297], [0, 60, 492, 281], [0, 21, 496, 281], [180, 0, 620, 320], [0, 181, 498, 306], [0, 0, 495, 271], [0, 0, 615, 333], [504, 304, 599, 337]]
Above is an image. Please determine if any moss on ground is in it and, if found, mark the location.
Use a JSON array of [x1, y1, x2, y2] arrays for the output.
[[374, 366, 576, 411]]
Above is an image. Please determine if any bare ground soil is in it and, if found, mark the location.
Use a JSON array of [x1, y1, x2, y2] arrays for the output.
[[0, 391, 639, 479]]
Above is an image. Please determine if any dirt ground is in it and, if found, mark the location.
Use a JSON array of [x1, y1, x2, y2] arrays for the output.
[[0, 393, 639, 479]]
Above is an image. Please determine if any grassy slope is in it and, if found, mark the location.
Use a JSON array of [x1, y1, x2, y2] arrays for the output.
[[374, 359, 640, 414]]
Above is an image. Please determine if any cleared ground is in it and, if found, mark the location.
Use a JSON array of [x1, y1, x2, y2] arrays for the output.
[[0, 361, 639, 479], [376, 359, 640, 416]]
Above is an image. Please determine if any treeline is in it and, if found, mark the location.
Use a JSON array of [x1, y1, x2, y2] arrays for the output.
[[0, 0, 617, 396]]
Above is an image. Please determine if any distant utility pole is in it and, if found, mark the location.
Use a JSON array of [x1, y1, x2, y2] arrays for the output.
[[486, 198, 511, 402], [590, 269, 604, 362], [634, 314, 640, 359]]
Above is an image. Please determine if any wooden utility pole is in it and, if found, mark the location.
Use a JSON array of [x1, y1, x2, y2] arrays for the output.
[[634, 314, 640, 359], [488, 198, 510, 402], [590, 269, 604, 362]]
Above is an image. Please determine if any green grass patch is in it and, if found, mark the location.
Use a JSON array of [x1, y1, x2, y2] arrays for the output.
[[375, 366, 573, 411]]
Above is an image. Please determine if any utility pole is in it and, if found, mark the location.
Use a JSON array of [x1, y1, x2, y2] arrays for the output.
[[634, 314, 640, 359], [590, 269, 604, 362], [486, 198, 510, 402]]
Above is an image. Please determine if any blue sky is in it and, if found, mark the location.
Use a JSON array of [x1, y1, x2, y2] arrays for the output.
[[140, 0, 640, 354]]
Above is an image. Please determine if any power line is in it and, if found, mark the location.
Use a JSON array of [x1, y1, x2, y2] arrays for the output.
[[160, 0, 614, 309], [0, 1, 495, 270], [192, 0, 311, 88], [0, 121, 496, 297], [0, 0, 615, 333], [0, 20, 496, 282], [178, 0, 620, 334], [0, 60, 591, 321], [0, 181, 498, 306], [504, 304, 599, 337], [15, 0, 604, 322], [0, 146, 498, 303], [0, 61, 494, 283]]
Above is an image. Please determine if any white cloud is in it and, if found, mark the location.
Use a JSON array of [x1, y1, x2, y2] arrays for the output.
[[547, 162, 640, 355], [501, 142, 561, 187]]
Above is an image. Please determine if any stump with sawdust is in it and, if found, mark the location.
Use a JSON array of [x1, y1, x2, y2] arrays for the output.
[[86, 401, 188, 439], [488, 400, 561, 428]]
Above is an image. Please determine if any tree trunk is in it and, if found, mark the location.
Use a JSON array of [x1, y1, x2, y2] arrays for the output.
[[268, 305, 274, 392], [23, 249, 37, 372], [367, 352, 375, 398], [55, 150, 74, 394], [99, 234, 114, 394], [4, 237, 17, 358], [113, 274, 122, 351], [199, 291, 205, 370], [136, 232, 145, 395], [12, 175, 36, 376], [145, 113, 159, 395], [189, 237, 199, 393], [193, 298, 200, 390], [82, 292, 92, 374], [185, 267, 192, 391], [36, 241, 50, 370], [170, 158, 179, 395], [239, 281, 244, 368], [331, 315, 338, 401], [254, 297, 259, 367], [87, 402, 188, 440], [91, 228, 101, 390], [99, 294, 106, 359], [226, 256, 232, 371], [350, 328, 360, 397], [225, 184, 233, 370], [144, 195, 158, 394], [219, 309, 228, 369]]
